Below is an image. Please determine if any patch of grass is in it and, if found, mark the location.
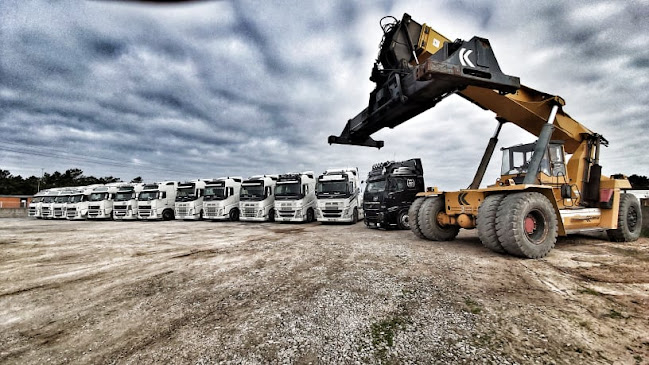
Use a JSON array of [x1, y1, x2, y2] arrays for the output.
[[578, 287, 601, 296], [370, 316, 410, 361], [464, 298, 482, 314], [605, 309, 624, 319]]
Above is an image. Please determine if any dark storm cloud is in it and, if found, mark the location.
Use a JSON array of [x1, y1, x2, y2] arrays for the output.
[[0, 0, 647, 185]]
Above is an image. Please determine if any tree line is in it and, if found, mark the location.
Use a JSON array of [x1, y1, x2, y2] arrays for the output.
[[1, 168, 648, 196], [0, 168, 143, 195]]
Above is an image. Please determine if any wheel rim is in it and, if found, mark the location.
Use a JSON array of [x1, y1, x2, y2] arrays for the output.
[[400, 213, 410, 228], [524, 209, 547, 244], [628, 205, 638, 230]]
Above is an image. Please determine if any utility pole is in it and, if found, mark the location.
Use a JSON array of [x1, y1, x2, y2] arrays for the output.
[[37, 168, 44, 192]]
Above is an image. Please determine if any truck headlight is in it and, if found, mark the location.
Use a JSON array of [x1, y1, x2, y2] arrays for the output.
[[342, 208, 349, 217], [257, 210, 263, 217]]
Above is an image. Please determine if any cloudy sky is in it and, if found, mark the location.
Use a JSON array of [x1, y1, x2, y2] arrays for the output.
[[1, 0, 648, 189]]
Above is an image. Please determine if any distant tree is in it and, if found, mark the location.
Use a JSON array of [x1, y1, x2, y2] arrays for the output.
[[0, 168, 124, 195], [130, 176, 143, 183], [628, 174, 649, 189]]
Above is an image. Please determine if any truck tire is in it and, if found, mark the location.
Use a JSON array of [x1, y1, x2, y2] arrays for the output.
[[418, 196, 459, 241], [607, 193, 642, 242], [306, 208, 314, 223], [229, 208, 239, 221], [409, 197, 426, 238], [495, 192, 557, 259], [162, 209, 174, 221], [476, 194, 506, 253], [352, 208, 359, 224], [269, 208, 276, 222], [397, 210, 410, 230]]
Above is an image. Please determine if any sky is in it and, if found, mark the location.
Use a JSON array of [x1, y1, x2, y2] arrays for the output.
[[1, 0, 648, 189]]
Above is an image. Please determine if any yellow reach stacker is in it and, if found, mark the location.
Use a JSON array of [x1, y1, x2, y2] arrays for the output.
[[329, 14, 642, 258]]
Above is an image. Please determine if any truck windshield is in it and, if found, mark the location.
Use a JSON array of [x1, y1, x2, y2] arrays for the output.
[[275, 182, 301, 197], [43, 196, 55, 203], [32, 197, 43, 203], [54, 195, 68, 203], [240, 184, 264, 200], [89, 193, 108, 201], [366, 180, 386, 193], [317, 181, 349, 197], [176, 187, 196, 201], [205, 186, 226, 200], [69, 195, 83, 203], [138, 191, 158, 201], [114, 192, 133, 201]]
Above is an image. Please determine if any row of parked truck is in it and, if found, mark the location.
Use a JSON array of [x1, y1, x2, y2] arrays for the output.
[[28, 168, 377, 224], [28, 161, 427, 228]]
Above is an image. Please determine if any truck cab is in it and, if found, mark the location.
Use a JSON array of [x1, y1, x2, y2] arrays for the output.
[[41, 189, 62, 219], [239, 175, 278, 222], [175, 180, 207, 220], [315, 168, 364, 223], [87, 184, 120, 220], [113, 183, 144, 220], [274, 171, 317, 223], [66, 186, 96, 220], [52, 189, 79, 220], [137, 181, 178, 221], [28, 190, 50, 218], [203, 177, 243, 221], [364, 159, 425, 229]]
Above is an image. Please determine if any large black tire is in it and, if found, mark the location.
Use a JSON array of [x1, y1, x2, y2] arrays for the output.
[[409, 197, 427, 238], [477, 194, 507, 253], [495, 192, 557, 259], [418, 196, 460, 241], [352, 208, 359, 224], [229, 208, 239, 221], [397, 210, 410, 230], [306, 208, 314, 223], [607, 193, 642, 242], [162, 209, 174, 221], [269, 208, 275, 222]]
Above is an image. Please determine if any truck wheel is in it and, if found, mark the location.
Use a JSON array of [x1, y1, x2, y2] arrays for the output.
[[229, 208, 239, 221], [418, 196, 459, 241], [162, 209, 174, 221], [352, 208, 359, 224], [607, 193, 642, 242], [397, 210, 410, 230], [306, 208, 314, 223], [495, 192, 557, 259], [409, 197, 426, 238], [269, 208, 275, 222], [477, 194, 506, 253], [199, 210, 204, 221]]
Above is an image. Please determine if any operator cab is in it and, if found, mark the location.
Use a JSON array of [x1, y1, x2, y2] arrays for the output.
[[500, 141, 566, 184]]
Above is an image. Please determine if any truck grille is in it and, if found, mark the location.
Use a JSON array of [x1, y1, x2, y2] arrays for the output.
[[66, 208, 77, 218], [29, 207, 37, 216], [242, 207, 256, 218], [54, 208, 64, 217], [278, 210, 295, 217], [322, 209, 342, 218], [176, 207, 188, 216]]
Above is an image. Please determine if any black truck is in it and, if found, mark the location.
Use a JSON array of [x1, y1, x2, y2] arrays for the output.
[[363, 159, 425, 229]]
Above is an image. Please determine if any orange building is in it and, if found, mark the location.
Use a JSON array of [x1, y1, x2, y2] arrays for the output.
[[0, 195, 32, 209]]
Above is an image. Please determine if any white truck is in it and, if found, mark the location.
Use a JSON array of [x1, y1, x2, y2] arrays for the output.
[[28, 189, 52, 218], [239, 175, 278, 222], [274, 171, 317, 223], [66, 186, 98, 220], [315, 168, 364, 223], [52, 188, 80, 220], [203, 177, 243, 221], [137, 181, 178, 221], [40, 189, 63, 219], [113, 183, 144, 220], [174, 180, 207, 220], [87, 184, 121, 220]]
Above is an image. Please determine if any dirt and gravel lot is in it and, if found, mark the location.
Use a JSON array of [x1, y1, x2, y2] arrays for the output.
[[0, 218, 648, 364]]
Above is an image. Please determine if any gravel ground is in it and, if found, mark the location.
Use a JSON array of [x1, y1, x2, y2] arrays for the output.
[[0, 218, 648, 364]]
